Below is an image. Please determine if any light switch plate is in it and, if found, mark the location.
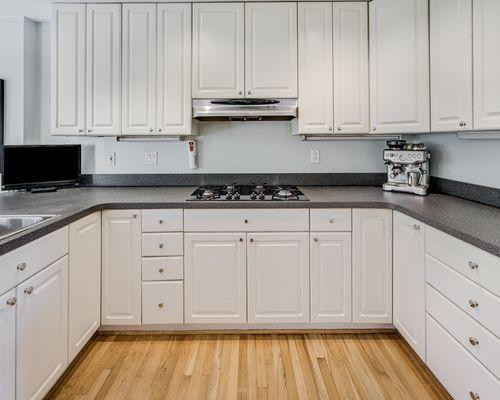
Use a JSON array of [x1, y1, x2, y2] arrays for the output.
[[107, 152, 116, 166], [310, 150, 320, 164], [145, 152, 158, 165]]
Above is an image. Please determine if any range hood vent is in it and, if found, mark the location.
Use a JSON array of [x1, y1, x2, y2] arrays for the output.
[[193, 98, 297, 121]]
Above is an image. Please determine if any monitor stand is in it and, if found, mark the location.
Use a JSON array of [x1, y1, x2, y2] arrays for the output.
[[28, 187, 59, 194]]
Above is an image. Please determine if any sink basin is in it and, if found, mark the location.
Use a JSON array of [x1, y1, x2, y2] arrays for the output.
[[0, 215, 57, 240]]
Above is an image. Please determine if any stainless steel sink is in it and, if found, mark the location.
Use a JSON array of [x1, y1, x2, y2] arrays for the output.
[[0, 215, 57, 240]]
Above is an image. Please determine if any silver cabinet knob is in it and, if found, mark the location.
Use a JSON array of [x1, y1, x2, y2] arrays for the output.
[[250, 238, 254, 243], [158, 268, 164, 274], [468, 261, 479, 270], [247, 91, 251, 95], [313, 238, 318, 242], [413, 224, 420, 231], [239, 238, 243, 242], [337, 127, 342, 131], [6, 297, 17, 306], [328, 127, 333, 132], [149, 128, 154, 133], [78, 129, 83, 133], [159, 243, 164, 249], [244, 219, 248, 224], [469, 299, 479, 308], [17, 262, 27, 271], [468, 337, 479, 346], [459, 121, 467, 127], [238, 91, 243, 96], [132, 214, 138, 219], [24, 287, 34, 295], [159, 219, 164, 225], [372, 127, 377, 131], [158, 302, 164, 309], [329, 218, 335, 223], [470, 391, 480, 400], [88, 129, 92, 133], [158, 129, 162, 133]]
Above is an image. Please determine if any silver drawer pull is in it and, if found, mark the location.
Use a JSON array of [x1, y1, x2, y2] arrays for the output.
[[17, 262, 27, 271], [469, 299, 479, 308], [470, 392, 480, 400], [158, 302, 164, 309], [24, 287, 34, 295], [468, 337, 479, 346], [468, 261, 479, 270], [159, 243, 164, 249], [158, 268, 164, 274], [6, 297, 17, 306]]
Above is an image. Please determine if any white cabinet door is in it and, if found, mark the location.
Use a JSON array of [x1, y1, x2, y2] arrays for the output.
[[473, 0, 500, 130], [0, 290, 16, 400], [192, 3, 245, 98], [157, 4, 192, 135], [352, 209, 392, 324], [51, 4, 86, 136], [297, 2, 333, 134], [245, 3, 297, 98], [185, 233, 246, 323], [86, 4, 121, 135], [101, 210, 141, 325], [310, 233, 351, 323], [393, 212, 426, 360], [248, 233, 309, 323], [16, 256, 68, 400], [122, 4, 157, 135], [333, 2, 369, 134], [430, 0, 472, 132], [68, 212, 101, 363], [369, 0, 429, 134]]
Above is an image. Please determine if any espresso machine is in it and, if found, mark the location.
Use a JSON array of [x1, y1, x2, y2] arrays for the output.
[[382, 140, 430, 196]]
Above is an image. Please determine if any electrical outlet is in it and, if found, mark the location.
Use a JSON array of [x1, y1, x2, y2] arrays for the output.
[[107, 152, 116, 166], [310, 149, 320, 164], [145, 152, 158, 165]]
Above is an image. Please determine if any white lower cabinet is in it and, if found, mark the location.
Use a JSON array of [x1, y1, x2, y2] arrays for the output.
[[247, 233, 309, 323], [310, 233, 351, 323], [0, 289, 16, 400], [184, 233, 247, 323], [68, 212, 101, 363], [352, 209, 392, 324], [101, 210, 142, 325], [16, 256, 69, 400], [142, 281, 183, 324], [393, 212, 426, 360]]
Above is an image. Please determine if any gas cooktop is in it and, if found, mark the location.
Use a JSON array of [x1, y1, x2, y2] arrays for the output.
[[187, 185, 309, 201]]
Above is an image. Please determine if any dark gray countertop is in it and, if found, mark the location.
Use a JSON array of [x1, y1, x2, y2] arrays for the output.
[[1, 186, 499, 258]]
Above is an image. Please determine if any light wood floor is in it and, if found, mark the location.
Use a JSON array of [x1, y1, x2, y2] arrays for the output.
[[47, 333, 451, 400]]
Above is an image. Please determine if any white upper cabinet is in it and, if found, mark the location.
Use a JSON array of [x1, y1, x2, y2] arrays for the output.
[[298, 2, 334, 134], [245, 3, 298, 98], [473, 0, 500, 130], [51, 4, 86, 135], [86, 4, 121, 135], [393, 212, 426, 361], [0, 290, 16, 400], [192, 3, 245, 98], [122, 4, 157, 135], [369, 0, 430, 134], [333, 2, 369, 134], [68, 212, 101, 363], [157, 4, 192, 135], [430, 0, 472, 132], [352, 209, 393, 324]]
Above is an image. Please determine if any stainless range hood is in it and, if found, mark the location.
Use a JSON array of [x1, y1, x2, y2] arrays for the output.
[[193, 99, 297, 121]]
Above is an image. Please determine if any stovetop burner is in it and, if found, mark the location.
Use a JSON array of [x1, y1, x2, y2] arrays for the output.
[[187, 185, 309, 201]]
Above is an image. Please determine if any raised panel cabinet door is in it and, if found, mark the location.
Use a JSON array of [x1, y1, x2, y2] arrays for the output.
[[393, 212, 426, 361], [245, 3, 298, 98], [0, 289, 16, 400], [430, 0, 472, 132], [86, 4, 121, 135], [101, 210, 141, 325], [473, 0, 500, 130], [157, 4, 192, 135], [68, 212, 101, 363], [297, 2, 333, 134], [352, 209, 392, 324], [369, 0, 430, 134], [51, 4, 86, 136], [333, 2, 369, 134], [184, 233, 246, 323], [310, 233, 352, 323], [122, 4, 157, 135], [248, 232, 309, 323], [16, 256, 69, 400], [192, 3, 245, 98]]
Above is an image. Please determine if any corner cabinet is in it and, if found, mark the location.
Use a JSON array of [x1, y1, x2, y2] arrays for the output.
[[101, 210, 141, 325], [352, 209, 392, 324], [369, 0, 430, 134], [0, 290, 16, 400]]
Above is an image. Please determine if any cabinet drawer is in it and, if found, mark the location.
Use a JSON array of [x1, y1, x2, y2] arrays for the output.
[[142, 257, 183, 281], [184, 209, 309, 232], [0, 227, 68, 295], [142, 209, 183, 232], [426, 226, 500, 297], [427, 314, 500, 400], [310, 209, 351, 231], [142, 233, 183, 257], [427, 284, 500, 380], [426, 254, 500, 338], [142, 281, 183, 324]]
